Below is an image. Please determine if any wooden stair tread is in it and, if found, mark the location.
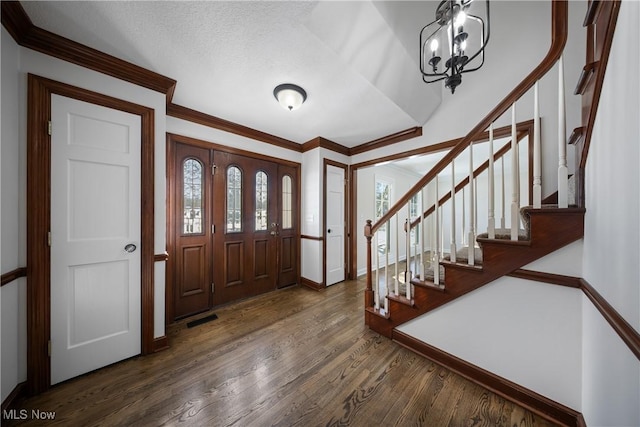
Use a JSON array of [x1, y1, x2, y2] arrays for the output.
[[444, 246, 484, 264], [477, 228, 529, 241], [410, 278, 446, 292], [440, 259, 484, 272], [387, 293, 414, 306], [476, 237, 531, 247]]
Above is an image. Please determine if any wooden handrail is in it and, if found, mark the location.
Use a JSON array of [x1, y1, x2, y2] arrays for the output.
[[367, 1, 568, 237]]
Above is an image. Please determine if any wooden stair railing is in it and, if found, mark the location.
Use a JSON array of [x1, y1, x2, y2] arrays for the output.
[[364, 1, 571, 334]]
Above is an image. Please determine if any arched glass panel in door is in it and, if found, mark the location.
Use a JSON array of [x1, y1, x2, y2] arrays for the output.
[[183, 158, 203, 234], [255, 171, 268, 231], [227, 166, 243, 232], [282, 175, 293, 229]]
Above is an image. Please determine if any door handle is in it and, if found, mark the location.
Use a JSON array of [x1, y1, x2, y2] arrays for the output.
[[124, 244, 137, 253]]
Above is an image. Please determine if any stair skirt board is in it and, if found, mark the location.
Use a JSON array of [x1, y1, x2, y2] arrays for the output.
[[393, 330, 586, 427]]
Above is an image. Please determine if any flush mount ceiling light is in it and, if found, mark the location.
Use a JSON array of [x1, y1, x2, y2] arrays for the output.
[[273, 83, 307, 111], [420, 0, 490, 94]]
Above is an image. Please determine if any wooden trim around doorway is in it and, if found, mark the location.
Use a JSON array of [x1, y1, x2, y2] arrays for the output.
[[26, 74, 155, 395], [165, 133, 302, 324]]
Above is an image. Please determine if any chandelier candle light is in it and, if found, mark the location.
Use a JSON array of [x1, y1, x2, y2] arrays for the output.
[[420, 0, 490, 94]]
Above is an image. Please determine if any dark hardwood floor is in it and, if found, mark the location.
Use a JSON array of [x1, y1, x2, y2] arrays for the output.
[[6, 279, 558, 426]]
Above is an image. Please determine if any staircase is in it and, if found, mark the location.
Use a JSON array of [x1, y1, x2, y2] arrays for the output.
[[363, 0, 617, 339], [366, 205, 584, 337]]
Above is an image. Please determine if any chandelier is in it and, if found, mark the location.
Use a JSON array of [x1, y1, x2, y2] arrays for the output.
[[420, 0, 490, 94]]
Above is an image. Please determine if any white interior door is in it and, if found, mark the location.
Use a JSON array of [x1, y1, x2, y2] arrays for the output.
[[50, 94, 141, 385], [326, 165, 345, 286]]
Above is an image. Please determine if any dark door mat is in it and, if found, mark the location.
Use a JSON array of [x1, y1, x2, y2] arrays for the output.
[[186, 313, 218, 328]]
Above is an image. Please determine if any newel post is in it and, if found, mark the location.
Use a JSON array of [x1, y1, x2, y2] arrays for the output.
[[364, 220, 374, 314]]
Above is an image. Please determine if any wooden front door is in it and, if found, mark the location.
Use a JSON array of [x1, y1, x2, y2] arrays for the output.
[[173, 143, 212, 318], [277, 164, 298, 288], [212, 151, 278, 305], [171, 139, 298, 319]]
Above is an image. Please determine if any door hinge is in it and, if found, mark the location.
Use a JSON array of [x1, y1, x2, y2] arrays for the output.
[[48, 340, 52, 357], [47, 231, 51, 247], [211, 283, 215, 293], [47, 121, 52, 136], [211, 224, 215, 234]]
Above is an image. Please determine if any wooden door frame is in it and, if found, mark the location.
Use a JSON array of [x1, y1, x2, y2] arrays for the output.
[[323, 159, 350, 286], [26, 74, 156, 395], [165, 133, 301, 323]]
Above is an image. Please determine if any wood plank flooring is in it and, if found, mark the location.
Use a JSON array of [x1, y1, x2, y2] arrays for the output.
[[6, 279, 558, 426]]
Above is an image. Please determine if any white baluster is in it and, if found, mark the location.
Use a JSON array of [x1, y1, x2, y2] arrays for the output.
[[384, 219, 389, 313], [501, 156, 506, 229], [488, 123, 496, 238], [434, 176, 440, 284], [533, 81, 542, 208], [394, 215, 399, 296], [420, 190, 425, 279], [405, 208, 411, 300], [450, 161, 457, 262], [557, 55, 569, 208], [404, 207, 411, 298], [440, 205, 445, 259], [511, 103, 520, 241], [461, 186, 466, 247], [375, 230, 380, 310], [413, 228, 418, 278], [474, 178, 478, 243], [384, 222, 389, 314], [468, 141, 475, 265]]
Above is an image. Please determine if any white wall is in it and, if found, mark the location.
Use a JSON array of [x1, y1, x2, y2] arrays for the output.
[[1, 32, 171, 401], [581, 0, 640, 425], [1, 27, 28, 403], [398, 243, 585, 410], [352, 1, 586, 200]]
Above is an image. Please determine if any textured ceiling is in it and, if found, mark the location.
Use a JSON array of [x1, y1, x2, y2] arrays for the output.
[[20, 1, 443, 147]]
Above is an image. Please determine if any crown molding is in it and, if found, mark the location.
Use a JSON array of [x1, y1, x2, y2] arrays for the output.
[[167, 103, 302, 153], [301, 137, 350, 156], [1, 1, 177, 99], [1, 1, 31, 42], [350, 126, 423, 156]]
